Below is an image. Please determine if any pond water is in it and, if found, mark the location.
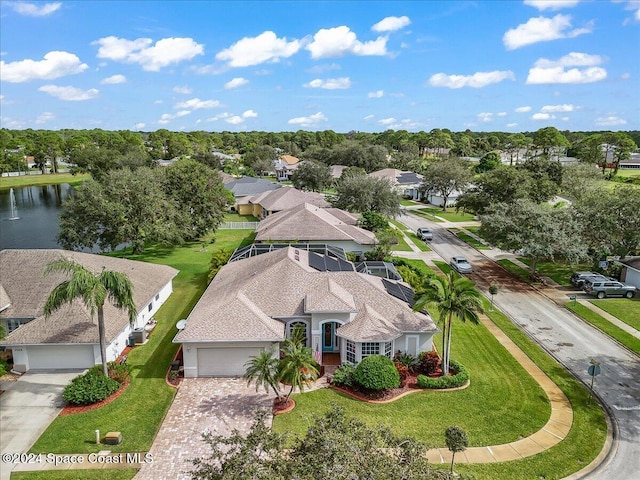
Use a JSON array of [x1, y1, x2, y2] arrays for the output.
[[0, 184, 74, 250]]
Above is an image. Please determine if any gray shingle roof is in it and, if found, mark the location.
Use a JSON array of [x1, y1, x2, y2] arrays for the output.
[[174, 247, 436, 343], [369, 168, 424, 185], [224, 176, 280, 197], [0, 249, 178, 345], [246, 187, 330, 212], [254, 203, 376, 245]]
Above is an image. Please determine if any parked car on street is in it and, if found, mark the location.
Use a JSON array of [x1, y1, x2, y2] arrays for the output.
[[416, 227, 433, 241], [582, 279, 636, 299], [450, 256, 473, 273], [570, 272, 608, 288]]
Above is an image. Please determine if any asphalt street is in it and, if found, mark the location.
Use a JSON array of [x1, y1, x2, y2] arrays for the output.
[[399, 210, 640, 480]]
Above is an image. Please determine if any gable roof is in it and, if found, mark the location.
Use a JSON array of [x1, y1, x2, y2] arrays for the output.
[[254, 203, 376, 245], [0, 249, 178, 346], [620, 256, 640, 272], [369, 168, 424, 185], [246, 186, 330, 212], [280, 155, 299, 165], [224, 176, 280, 197], [174, 247, 436, 343]]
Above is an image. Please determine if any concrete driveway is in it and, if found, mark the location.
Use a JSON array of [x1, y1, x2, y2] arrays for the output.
[[135, 378, 271, 480], [0, 370, 83, 479]]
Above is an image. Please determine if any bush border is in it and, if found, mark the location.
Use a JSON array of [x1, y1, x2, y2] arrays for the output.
[[416, 359, 469, 389]]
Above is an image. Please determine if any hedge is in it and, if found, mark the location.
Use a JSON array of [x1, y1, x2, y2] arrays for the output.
[[353, 355, 400, 390], [416, 360, 469, 389]]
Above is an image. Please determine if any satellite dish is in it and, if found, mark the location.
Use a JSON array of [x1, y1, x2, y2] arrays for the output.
[[176, 320, 187, 330]]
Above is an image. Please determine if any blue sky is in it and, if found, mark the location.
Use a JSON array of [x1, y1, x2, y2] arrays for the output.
[[1, 0, 638, 133]]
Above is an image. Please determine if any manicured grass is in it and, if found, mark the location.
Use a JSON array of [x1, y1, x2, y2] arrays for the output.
[[615, 169, 640, 177], [590, 298, 640, 331], [390, 233, 412, 251], [518, 258, 591, 287], [432, 259, 453, 275], [29, 229, 255, 456], [223, 212, 258, 222], [388, 218, 407, 231], [417, 207, 476, 222], [400, 198, 420, 206], [451, 229, 490, 250], [274, 309, 551, 447], [12, 470, 138, 480], [455, 300, 607, 480], [566, 302, 640, 355], [393, 257, 439, 277], [0, 172, 90, 189], [497, 259, 534, 283], [411, 209, 444, 222], [406, 232, 431, 252]]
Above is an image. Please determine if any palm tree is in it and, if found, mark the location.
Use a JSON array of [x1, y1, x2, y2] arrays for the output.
[[413, 271, 483, 375], [279, 340, 319, 402], [43, 258, 137, 377], [243, 350, 283, 403]]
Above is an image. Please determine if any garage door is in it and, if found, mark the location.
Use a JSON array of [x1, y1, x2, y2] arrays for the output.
[[197, 347, 263, 377], [27, 345, 95, 370]]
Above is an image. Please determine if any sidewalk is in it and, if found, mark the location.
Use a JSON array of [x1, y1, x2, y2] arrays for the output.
[[577, 300, 640, 340]]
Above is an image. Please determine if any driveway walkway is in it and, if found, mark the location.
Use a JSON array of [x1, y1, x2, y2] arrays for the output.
[[134, 378, 271, 480], [0, 370, 83, 480]]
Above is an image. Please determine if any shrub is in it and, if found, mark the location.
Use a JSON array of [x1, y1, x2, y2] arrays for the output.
[[417, 360, 469, 389], [208, 249, 232, 283], [0, 359, 9, 377], [353, 355, 400, 391], [394, 362, 409, 383], [63, 370, 120, 406], [107, 362, 131, 384], [394, 352, 419, 373], [331, 364, 355, 387], [419, 351, 441, 375]]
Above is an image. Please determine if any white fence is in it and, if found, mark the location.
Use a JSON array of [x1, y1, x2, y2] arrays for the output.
[[219, 221, 259, 230]]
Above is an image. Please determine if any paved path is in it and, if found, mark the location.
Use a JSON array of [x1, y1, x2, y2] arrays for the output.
[[577, 300, 640, 340]]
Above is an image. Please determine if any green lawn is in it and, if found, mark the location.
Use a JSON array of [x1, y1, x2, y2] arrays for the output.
[[0, 172, 90, 189], [517, 258, 591, 287], [417, 207, 476, 222], [411, 209, 444, 222], [29, 229, 255, 457], [566, 302, 640, 355], [590, 298, 640, 331], [497, 259, 535, 283], [223, 212, 258, 222], [432, 259, 453, 275], [393, 258, 439, 277], [452, 229, 490, 250], [390, 232, 412, 252], [274, 308, 551, 447], [406, 232, 431, 252], [615, 169, 640, 177], [400, 198, 420, 206]]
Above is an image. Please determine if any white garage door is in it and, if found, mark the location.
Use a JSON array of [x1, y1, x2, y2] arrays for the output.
[[197, 347, 263, 377], [27, 345, 95, 370]]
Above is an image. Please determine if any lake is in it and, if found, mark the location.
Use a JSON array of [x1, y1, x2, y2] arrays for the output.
[[0, 184, 74, 250]]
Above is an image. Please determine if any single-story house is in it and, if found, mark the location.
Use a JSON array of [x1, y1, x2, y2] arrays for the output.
[[330, 165, 348, 180], [223, 176, 281, 210], [0, 249, 178, 372], [254, 203, 377, 254], [422, 189, 465, 208], [274, 155, 300, 181], [620, 257, 640, 289], [236, 186, 330, 218], [174, 246, 437, 377], [369, 169, 424, 200]]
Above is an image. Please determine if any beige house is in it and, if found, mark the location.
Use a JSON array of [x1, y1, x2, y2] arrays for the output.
[[236, 186, 330, 218], [174, 247, 437, 377], [369, 168, 424, 200], [274, 155, 300, 181], [254, 203, 377, 254], [0, 249, 178, 372]]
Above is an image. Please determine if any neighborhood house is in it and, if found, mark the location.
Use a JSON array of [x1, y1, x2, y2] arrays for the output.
[[0, 249, 178, 372], [174, 246, 437, 377]]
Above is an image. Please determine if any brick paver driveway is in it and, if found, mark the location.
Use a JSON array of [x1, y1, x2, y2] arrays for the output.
[[135, 378, 271, 480]]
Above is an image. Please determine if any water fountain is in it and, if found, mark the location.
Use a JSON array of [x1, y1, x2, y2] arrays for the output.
[[8, 188, 20, 220]]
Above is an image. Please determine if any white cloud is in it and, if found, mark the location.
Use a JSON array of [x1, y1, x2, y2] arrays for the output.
[[621, 72, 631, 80], [524, 0, 580, 11], [224, 77, 249, 89], [242, 110, 258, 118], [35, 112, 55, 124], [368, 90, 384, 98], [534, 52, 602, 68], [158, 110, 192, 124], [595, 116, 627, 126], [306, 26, 387, 58], [134, 122, 145, 130], [216, 31, 302, 67], [154, 99, 163, 104], [38, 85, 99, 101], [503, 14, 592, 50], [477, 112, 493, 122], [304, 77, 352, 89], [497, 112, 507, 116], [174, 98, 221, 110], [527, 66, 606, 84], [506, 122, 519, 127], [532, 112, 552, 120], [378, 117, 397, 126], [0, 51, 88, 83], [287, 111, 328, 127], [225, 116, 244, 125], [371, 16, 411, 32], [307, 63, 341, 74], [428, 70, 515, 88], [93, 36, 204, 71], [100, 74, 126, 84], [515, 106, 532, 112], [8, 1, 61, 16], [173, 85, 192, 94], [541, 103, 577, 112], [364, 114, 375, 120]]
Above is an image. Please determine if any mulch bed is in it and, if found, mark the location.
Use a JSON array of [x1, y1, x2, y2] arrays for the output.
[[332, 372, 425, 402], [59, 378, 130, 415], [273, 398, 296, 415]]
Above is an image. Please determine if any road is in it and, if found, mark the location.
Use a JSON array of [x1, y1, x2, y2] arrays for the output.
[[399, 210, 640, 480]]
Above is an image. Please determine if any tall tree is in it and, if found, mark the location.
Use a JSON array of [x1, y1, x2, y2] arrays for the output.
[[333, 175, 401, 217], [420, 158, 471, 211], [532, 126, 569, 160], [291, 160, 332, 192], [413, 271, 483, 376], [43, 258, 137, 377]]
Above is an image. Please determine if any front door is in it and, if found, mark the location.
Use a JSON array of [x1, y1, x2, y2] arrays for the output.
[[322, 322, 337, 352]]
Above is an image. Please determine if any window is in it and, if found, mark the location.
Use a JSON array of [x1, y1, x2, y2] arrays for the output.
[[155, 294, 160, 301], [148, 303, 153, 312], [361, 342, 380, 358], [346, 340, 356, 364], [288, 321, 308, 347], [384, 342, 392, 358]]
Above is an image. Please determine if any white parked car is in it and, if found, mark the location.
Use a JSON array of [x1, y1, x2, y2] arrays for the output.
[[450, 256, 473, 273]]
